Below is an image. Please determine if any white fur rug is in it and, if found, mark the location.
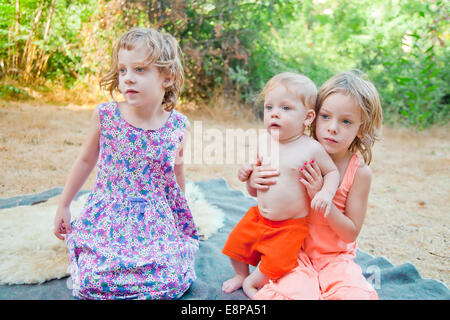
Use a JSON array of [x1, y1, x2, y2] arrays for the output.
[[0, 182, 224, 285]]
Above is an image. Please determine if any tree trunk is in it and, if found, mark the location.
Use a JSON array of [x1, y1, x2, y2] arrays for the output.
[[22, 0, 45, 81], [35, 0, 56, 79], [42, 0, 56, 44], [11, 0, 21, 73]]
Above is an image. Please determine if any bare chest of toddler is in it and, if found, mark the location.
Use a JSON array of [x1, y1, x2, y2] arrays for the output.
[[257, 135, 316, 221]]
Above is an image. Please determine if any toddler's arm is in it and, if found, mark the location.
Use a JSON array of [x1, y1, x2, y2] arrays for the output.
[[309, 143, 340, 217], [54, 107, 101, 240]]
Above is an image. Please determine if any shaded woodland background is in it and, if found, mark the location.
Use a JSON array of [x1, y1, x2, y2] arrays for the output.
[[0, 0, 449, 128]]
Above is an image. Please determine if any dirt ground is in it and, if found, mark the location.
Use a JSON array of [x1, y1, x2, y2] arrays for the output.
[[0, 101, 449, 287]]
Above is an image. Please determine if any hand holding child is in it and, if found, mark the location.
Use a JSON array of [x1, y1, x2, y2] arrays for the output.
[[299, 160, 324, 199], [248, 165, 279, 191], [239, 155, 280, 190]]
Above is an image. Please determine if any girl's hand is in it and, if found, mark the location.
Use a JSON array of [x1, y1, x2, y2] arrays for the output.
[[54, 206, 72, 240], [299, 160, 323, 200], [249, 165, 279, 191], [311, 189, 334, 218], [238, 164, 254, 182]]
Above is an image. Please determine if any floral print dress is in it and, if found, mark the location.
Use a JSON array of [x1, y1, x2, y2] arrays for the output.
[[67, 101, 199, 300]]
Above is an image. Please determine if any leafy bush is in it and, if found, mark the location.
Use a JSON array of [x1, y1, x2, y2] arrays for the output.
[[0, 0, 448, 128], [0, 83, 31, 100]]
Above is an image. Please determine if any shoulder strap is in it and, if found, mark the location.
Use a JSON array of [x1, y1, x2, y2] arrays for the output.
[[97, 101, 114, 119], [97, 101, 119, 130], [341, 153, 362, 190], [170, 110, 188, 142], [172, 110, 187, 128]]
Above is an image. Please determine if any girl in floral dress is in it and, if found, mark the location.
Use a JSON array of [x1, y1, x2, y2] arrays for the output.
[[54, 28, 198, 300]]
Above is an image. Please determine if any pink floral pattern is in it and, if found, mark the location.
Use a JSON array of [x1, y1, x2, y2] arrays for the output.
[[67, 101, 198, 299]]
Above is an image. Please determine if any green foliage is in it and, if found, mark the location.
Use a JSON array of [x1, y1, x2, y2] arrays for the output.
[[0, 0, 448, 128], [355, 0, 449, 128], [268, 0, 449, 128], [0, 0, 99, 85], [0, 83, 30, 99], [147, 0, 296, 104]]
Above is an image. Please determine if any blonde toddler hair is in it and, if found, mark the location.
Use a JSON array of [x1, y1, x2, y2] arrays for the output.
[[311, 70, 383, 165], [262, 72, 318, 110], [100, 27, 184, 111]]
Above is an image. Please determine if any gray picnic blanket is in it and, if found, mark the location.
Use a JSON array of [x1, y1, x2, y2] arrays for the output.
[[0, 178, 449, 300]]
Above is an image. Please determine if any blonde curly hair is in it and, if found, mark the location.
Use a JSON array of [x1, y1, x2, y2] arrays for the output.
[[100, 27, 184, 111], [311, 70, 383, 165]]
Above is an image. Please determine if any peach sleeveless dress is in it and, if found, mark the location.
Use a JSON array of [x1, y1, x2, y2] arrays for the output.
[[253, 154, 378, 300]]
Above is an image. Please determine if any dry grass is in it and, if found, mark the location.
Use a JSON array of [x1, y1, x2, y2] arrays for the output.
[[0, 100, 449, 287]]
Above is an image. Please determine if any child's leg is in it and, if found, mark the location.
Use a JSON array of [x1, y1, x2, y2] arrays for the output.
[[253, 250, 320, 300], [315, 254, 378, 300], [242, 266, 269, 299], [222, 258, 250, 293]]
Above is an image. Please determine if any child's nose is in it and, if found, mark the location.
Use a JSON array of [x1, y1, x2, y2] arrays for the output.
[[270, 107, 280, 118], [124, 73, 135, 84], [328, 120, 338, 133]]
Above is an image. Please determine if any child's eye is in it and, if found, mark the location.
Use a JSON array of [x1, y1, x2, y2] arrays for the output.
[[343, 119, 352, 125], [119, 68, 126, 74], [320, 114, 329, 119], [265, 105, 273, 110], [282, 106, 290, 111], [135, 67, 145, 73]]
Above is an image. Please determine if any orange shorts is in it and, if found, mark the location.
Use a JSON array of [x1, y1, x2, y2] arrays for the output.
[[222, 206, 309, 279]]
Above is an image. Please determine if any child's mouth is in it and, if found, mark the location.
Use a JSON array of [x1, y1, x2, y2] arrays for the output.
[[324, 137, 337, 143], [269, 124, 281, 129]]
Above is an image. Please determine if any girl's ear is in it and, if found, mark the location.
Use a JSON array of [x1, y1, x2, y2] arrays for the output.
[[357, 125, 363, 139], [304, 109, 316, 126], [162, 72, 175, 89]]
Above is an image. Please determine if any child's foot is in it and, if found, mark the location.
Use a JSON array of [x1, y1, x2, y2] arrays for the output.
[[243, 282, 258, 299], [222, 275, 246, 293]]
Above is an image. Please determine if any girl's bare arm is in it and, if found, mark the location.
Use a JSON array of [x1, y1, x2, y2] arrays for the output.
[[58, 108, 101, 208], [54, 107, 100, 239], [325, 165, 372, 243]]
